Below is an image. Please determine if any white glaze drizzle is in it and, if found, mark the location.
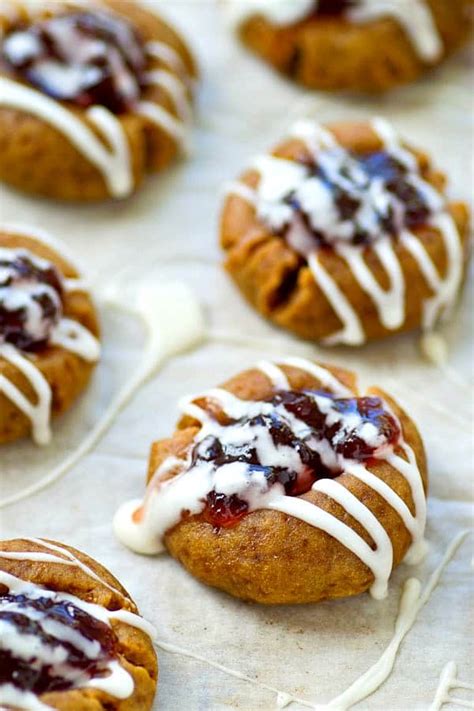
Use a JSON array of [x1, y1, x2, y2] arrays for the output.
[[0, 280, 205, 509], [0, 228, 100, 446], [144, 68, 192, 123], [145, 40, 188, 78], [0, 539, 156, 709], [316, 530, 470, 710], [0, 77, 133, 198], [0, 343, 52, 445], [115, 357, 426, 600], [0, 537, 125, 598], [0, 538, 156, 637], [228, 0, 443, 62], [0, 7, 193, 198], [153, 531, 469, 710], [50, 317, 100, 360], [227, 118, 464, 346], [430, 661, 474, 711]]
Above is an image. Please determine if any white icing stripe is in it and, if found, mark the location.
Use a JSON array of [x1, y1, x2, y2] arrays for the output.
[[0, 684, 53, 711], [144, 68, 192, 123], [9, 537, 125, 599], [336, 238, 405, 330], [349, 0, 443, 62], [384, 444, 427, 564], [115, 356, 427, 599], [229, 0, 443, 62], [0, 542, 157, 636], [290, 119, 337, 151], [272, 357, 352, 397], [0, 222, 83, 273], [225, 181, 257, 204], [401, 214, 463, 331], [270, 481, 393, 599], [308, 253, 365, 346], [346, 463, 421, 549], [430, 661, 474, 711], [0, 77, 132, 198], [0, 343, 52, 445], [145, 40, 188, 77], [50, 318, 100, 361], [256, 360, 290, 389], [137, 100, 188, 151]]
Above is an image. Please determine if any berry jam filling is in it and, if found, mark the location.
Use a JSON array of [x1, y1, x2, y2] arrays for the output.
[[306, 0, 357, 19], [192, 390, 400, 528], [0, 250, 64, 352], [0, 592, 118, 695], [1, 11, 147, 113], [269, 148, 437, 250]]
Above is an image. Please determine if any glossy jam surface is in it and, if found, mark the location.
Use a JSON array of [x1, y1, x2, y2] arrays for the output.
[[0, 249, 63, 351], [282, 149, 434, 249], [0, 591, 118, 695], [1, 11, 146, 113], [192, 390, 400, 528]]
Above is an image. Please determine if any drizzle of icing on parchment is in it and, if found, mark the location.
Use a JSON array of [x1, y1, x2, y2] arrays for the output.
[[0, 279, 205, 509], [153, 531, 469, 710], [226, 118, 464, 347], [114, 357, 427, 600]]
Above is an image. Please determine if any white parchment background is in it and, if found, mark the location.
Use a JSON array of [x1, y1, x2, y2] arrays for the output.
[[0, 2, 473, 709]]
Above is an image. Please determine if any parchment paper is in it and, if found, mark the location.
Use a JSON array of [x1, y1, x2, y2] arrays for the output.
[[0, 2, 473, 709]]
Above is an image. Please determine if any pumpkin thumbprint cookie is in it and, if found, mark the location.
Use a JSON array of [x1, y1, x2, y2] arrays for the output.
[[0, 226, 100, 445], [0, 0, 197, 200], [220, 119, 470, 346], [0, 537, 157, 709], [115, 358, 428, 605]]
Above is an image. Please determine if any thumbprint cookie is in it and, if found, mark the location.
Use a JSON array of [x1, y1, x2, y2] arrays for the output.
[[220, 118, 470, 346], [115, 357, 428, 605], [0, 537, 157, 710], [0, 0, 196, 200], [228, 0, 471, 92], [0, 226, 100, 445]]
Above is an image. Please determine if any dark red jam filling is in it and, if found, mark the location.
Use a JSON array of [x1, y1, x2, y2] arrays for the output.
[[306, 0, 357, 19], [282, 149, 433, 248], [194, 390, 400, 528], [0, 251, 63, 352], [1, 11, 147, 113], [0, 592, 118, 695]]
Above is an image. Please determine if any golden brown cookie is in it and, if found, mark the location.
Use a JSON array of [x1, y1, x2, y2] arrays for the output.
[[114, 357, 428, 605], [0, 226, 100, 445], [0, 0, 197, 201], [232, 0, 471, 92], [220, 118, 470, 345], [0, 537, 157, 709]]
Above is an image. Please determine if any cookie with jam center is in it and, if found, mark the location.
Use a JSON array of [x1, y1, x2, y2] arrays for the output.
[[0, 0, 197, 200], [220, 118, 470, 345], [229, 0, 471, 92], [0, 537, 157, 710], [114, 357, 428, 604], [0, 226, 100, 445]]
